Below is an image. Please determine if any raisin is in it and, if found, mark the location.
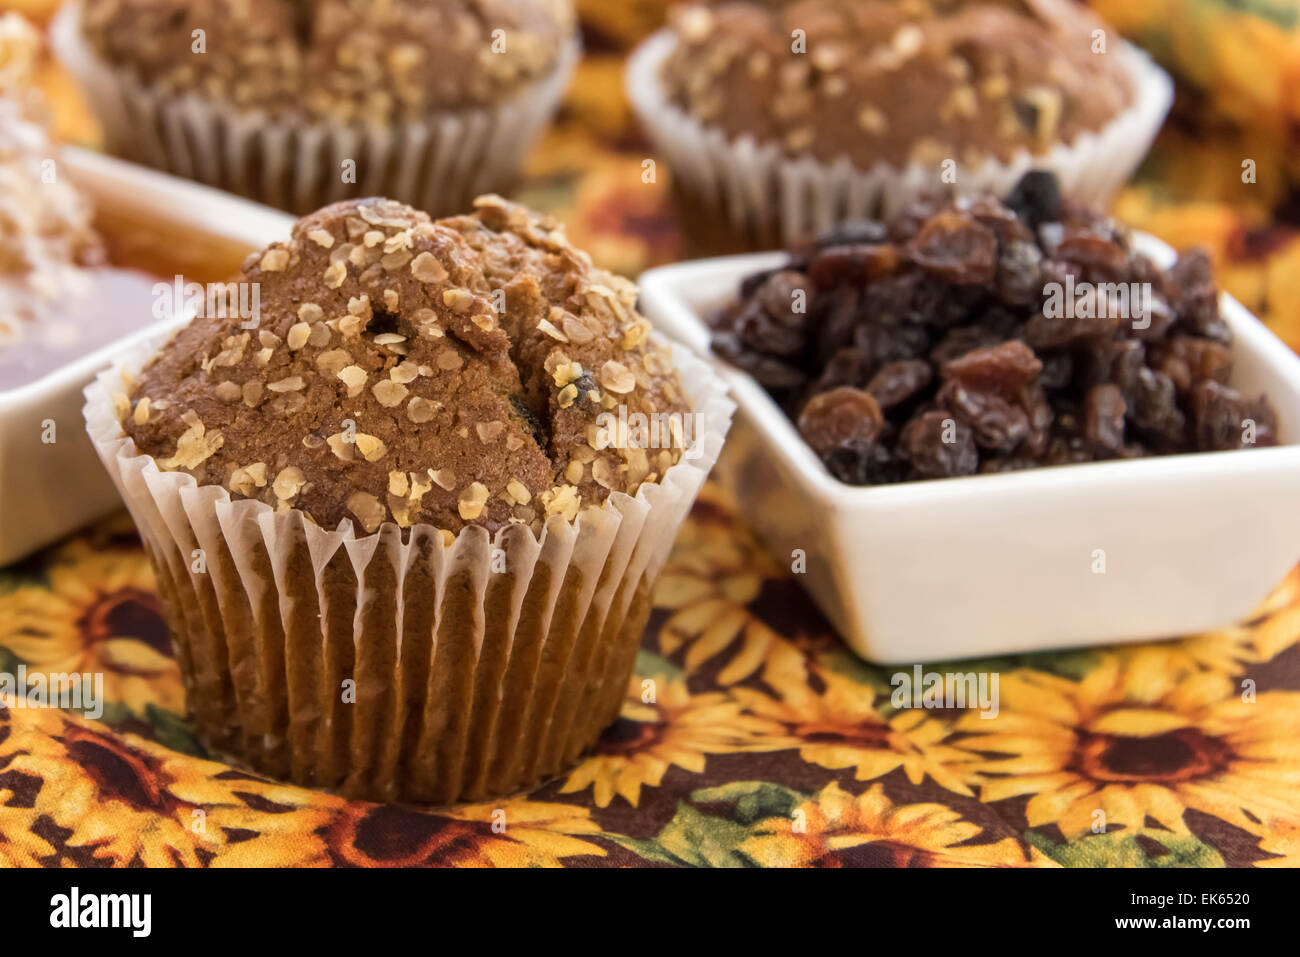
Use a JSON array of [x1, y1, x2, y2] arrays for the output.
[[1190, 380, 1249, 451], [995, 238, 1044, 305], [1084, 384, 1127, 455], [938, 381, 1030, 452], [797, 387, 884, 455], [930, 324, 1003, 366], [823, 440, 903, 485], [809, 244, 900, 287], [906, 211, 998, 284], [854, 320, 930, 365], [967, 197, 1035, 245], [1005, 169, 1062, 231], [1169, 250, 1231, 344], [1151, 337, 1232, 394], [712, 332, 808, 391], [1078, 339, 1143, 397], [758, 271, 814, 325], [1130, 367, 1185, 448], [866, 359, 933, 409], [1038, 353, 1073, 391], [888, 196, 947, 243], [900, 410, 978, 479], [1055, 230, 1130, 282], [814, 287, 861, 362], [942, 341, 1042, 399], [809, 347, 875, 395], [861, 272, 978, 329], [1024, 302, 1120, 349], [733, 300, 805, 356]]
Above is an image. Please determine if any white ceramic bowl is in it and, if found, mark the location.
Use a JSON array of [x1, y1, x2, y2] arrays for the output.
[[0, 149, 294, 565], [639, 236, 1300, 663]]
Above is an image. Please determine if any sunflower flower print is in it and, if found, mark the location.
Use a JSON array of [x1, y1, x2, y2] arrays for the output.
[[0, 551, 181, 716], [557, 674, 782, 807], [955, 651, 1300, 838], [322, 798, 606, 867], [0, 704, 336, 867], [652, 489, 838, 685], [739, 782, 1056, 868], [733, 648, 980, 797]]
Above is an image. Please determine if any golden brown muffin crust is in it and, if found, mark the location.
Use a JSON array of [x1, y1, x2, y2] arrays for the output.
[[81, 0, 576, 121], [660, 0, 1133, 168], [123, 196, 691, 535]]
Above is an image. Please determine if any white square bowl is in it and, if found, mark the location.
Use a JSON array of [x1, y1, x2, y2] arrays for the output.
[[639, 235, 1300, 663], [0, 149, 294, 565]]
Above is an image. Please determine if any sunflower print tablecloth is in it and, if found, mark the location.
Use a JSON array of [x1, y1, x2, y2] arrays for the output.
[[3, 482, 1300, 868], [3, 0, 1300, 868]]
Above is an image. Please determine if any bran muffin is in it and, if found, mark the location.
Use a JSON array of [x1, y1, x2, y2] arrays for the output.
[[84, 195, 732, 804], [54, 0, 580, 214], [627, 0, 1171, 250]]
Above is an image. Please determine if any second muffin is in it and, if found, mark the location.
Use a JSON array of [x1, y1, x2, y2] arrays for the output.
[[628, 0, 1172, 250], [54, 0, 580, 215]]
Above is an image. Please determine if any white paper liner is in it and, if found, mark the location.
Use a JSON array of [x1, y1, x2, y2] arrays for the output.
[[51, 1, 580, 216], [626, 29, 1174, 248], [83, 335, 734, 804]]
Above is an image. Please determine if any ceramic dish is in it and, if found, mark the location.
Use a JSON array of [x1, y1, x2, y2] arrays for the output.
[[638, 235, 1300, 663]]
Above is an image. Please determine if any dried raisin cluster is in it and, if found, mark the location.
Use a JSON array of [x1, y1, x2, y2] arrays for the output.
[[710, 172, 1280, 485]]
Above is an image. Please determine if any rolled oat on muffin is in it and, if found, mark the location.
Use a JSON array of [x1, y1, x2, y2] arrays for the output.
[[53, 0, 580, 214], [627, 0, 1172, 250], [83, 195, 733, 804]]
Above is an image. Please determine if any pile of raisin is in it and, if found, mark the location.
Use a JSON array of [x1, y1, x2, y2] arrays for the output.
[[710, 171, 1280, 485]]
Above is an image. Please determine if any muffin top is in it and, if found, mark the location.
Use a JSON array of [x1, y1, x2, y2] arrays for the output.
[[122, 195, 692, 536], [81, 0, 576, 122], [0, 14, 104, 342], [660, 0, 1133, 168]]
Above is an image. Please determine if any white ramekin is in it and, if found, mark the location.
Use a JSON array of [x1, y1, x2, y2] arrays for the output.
[[638, 234, 1300, 663]]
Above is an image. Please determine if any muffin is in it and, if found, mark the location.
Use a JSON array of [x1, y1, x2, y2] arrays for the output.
[[52, 0, 580, 215], [626, 0, 1172, 250], [82, 194, 733, 803]]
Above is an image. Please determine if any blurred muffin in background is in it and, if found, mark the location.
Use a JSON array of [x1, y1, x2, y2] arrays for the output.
[[627, 0, 1172, 252], [51, 0, 580, 215]]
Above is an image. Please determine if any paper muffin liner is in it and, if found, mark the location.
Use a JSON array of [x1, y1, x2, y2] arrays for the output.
[[51, 1, 579, 216], [626, 29, 1174, 250], [83, 335, 733, 805]]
